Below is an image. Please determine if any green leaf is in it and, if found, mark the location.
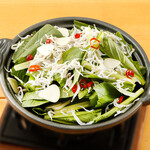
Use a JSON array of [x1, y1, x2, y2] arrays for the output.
[[62, 47, 85, 62], [23, 75, 41, 91], [53, 73, 66, 87], [45, 100, 71, 111], [60, 88, 74, 98], [22, 91, 49, 107], [140, 66, 146, 75], [12, 32, 36, 63], [115, 32, 126, 44], [83, 73, 113, 82], [22, 91, 42, 101], [93, 82, 121, 108], [101, 38, 145, 85], [32, 108, 47, 116], [22, 99, 49, 107], [74, 20, 98, 30], [89, 91, 98, 106], [12, 24, 63, 63], [118, 82, 135, 92], [11, 67, 29, 83], [15, 57, 27, 64], [78, 89, 88, 99], [115, 32, 133, 57]]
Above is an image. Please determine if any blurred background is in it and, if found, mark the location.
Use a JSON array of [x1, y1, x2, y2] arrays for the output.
[[0, 0, 150, 150]]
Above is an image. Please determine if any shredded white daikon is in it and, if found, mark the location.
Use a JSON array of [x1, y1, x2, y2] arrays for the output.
[[48, 110, 55, 120], [71, 110, 94, 126], [60, 109, 68, 115], [11, 41, 24, 50], [79, 106, 94, 112], [15, 86, 24, 103], [18, 34, 33, 40], [114, 98, 140, 116], [105, 98, 140, 116]]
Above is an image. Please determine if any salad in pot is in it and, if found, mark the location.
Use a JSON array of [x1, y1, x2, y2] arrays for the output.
[[8, 20, 146, 125]]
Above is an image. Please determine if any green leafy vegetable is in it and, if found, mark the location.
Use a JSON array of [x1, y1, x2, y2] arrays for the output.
[[115, 31, 133, 57], [60, 88, 74, 98], [45, 100, 71, 111], [94, 88, 144, 123], [45, 109, 101, 125], [89, 91, 98, 106], [11, 67, 29, 83], [93, 82, 121, 108], [53, 73, 66, 87], [74, 20, 97, 30], [101, 38, 145, 85], [78, 89, 88, 99], [62, 47, 85, 62], [54, 101, 90, 115], [12, 24, 63, 63], [32, 108, 47, 116], [140, 66, 146, 75], [22, 99, 49, 107], [22, 91, 41, 101]]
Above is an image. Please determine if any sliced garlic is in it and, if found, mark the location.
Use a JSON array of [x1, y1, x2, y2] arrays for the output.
[[38, 84, 60, 103], [103, 58, 120, 69], [58, 28, 69, 37], [55, 37, 71, 46], [37, 44, 54, 57]]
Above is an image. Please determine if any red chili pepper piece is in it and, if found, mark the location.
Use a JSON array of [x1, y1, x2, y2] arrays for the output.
[[27, 55, 33, 61], [87, 81, 93, 88], [75, 33, 82, 39], [29, 65, 41, 72], [90, 37, 100, 49], [118, 96, 124, 103], [126, 69, 134, 79], [72, 84, 78, 93], [79, 79, 87, 88], [46, 39, 52, 44]]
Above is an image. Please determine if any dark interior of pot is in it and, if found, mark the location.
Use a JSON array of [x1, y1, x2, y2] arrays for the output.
[[1, 17, 150, 134]]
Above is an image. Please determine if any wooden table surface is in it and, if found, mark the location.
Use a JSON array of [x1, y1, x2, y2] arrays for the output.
[[0, 0, 150, 150]]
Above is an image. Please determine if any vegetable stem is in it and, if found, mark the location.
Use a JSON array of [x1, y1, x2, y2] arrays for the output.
[[93, 88, 144, 123], [82, 60, 136, 83], [53, 101, 91, 118]]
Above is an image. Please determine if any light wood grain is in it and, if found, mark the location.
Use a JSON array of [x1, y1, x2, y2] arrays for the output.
[[0, 1, 150, 150], [0, 86, 5, 98], [0, 99, 7, 119]]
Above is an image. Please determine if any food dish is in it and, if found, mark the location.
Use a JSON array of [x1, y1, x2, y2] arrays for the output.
[[8, 20, 146, 125]]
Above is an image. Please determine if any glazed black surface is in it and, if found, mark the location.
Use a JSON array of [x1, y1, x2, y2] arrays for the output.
[[0, 105, 139, 150], [0, 17, 150, 133]]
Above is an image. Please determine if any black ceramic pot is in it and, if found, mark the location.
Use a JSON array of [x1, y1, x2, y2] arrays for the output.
[[0, 17, 150, 134]]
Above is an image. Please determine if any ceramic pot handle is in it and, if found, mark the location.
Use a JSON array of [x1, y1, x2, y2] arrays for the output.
[[142, 84, 150, 105], [142, 63, 150, 105], [0, 39, 12, 70]]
